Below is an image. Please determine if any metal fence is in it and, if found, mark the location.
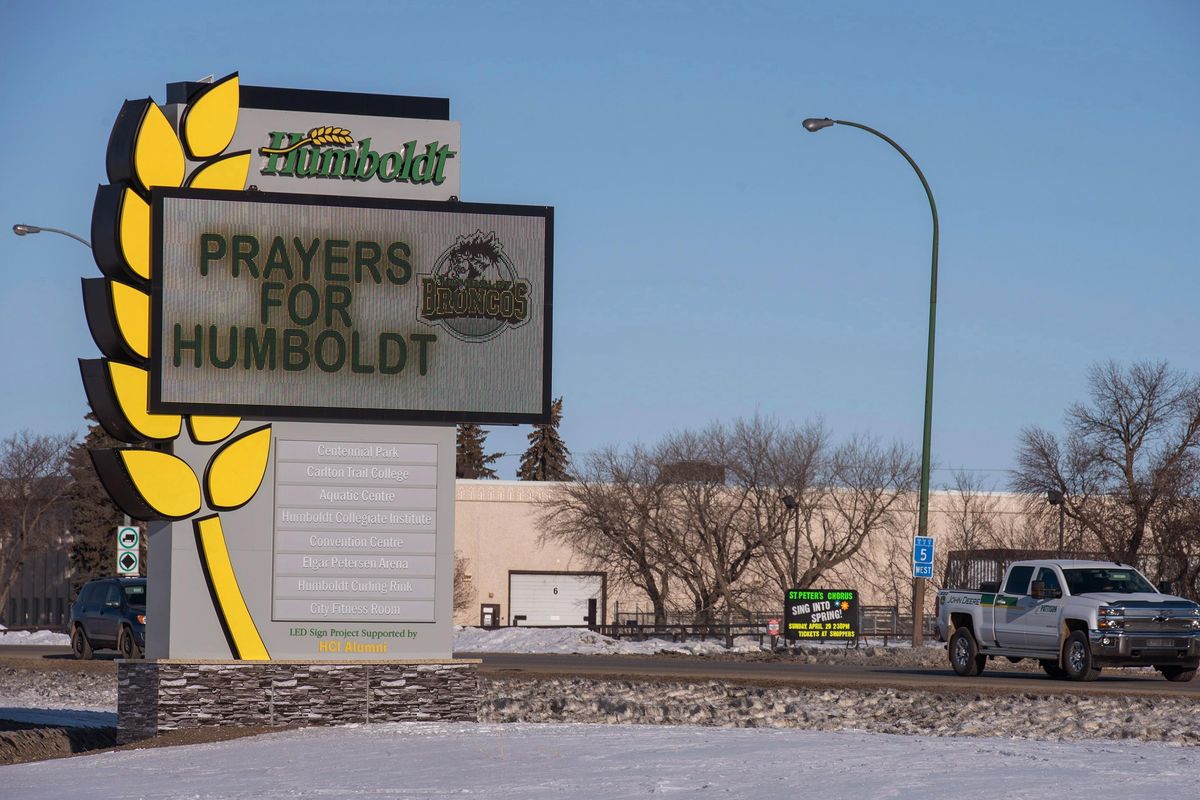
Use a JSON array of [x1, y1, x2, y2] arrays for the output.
[[591, 603, 935, 648]]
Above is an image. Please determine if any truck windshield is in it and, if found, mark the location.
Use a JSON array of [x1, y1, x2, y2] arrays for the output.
[[123, 584, 147, 607], [1062, 568, 1156, 595]]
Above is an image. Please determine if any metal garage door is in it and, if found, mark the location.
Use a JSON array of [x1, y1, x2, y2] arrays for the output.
[[509, 572, 604, 626]]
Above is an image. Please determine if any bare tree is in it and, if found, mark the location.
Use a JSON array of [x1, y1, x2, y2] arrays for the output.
[[542, 416, 919, 622], [539, 446, 674, 624], [453, 550, 474, 614], [1012, 361, 1200, 563], [652, 424, 758, 622], [821, 437, 920, 611], [1145, 450, 1200, 599], [0, 431, 75, 613], [727, 416, 829, 597]]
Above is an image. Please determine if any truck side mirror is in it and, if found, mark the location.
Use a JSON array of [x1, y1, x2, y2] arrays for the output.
[[1030, 580, 1045, 599], [1157, 580, 1174, 595]]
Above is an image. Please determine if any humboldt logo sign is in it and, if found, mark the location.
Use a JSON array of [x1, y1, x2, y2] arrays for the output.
[[418, 231, 531, 342], [163, 78, 460, 201], [259, 126, 457, 187]]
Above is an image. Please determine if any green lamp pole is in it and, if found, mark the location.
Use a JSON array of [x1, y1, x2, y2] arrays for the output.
[[802, 117, 939, 646]]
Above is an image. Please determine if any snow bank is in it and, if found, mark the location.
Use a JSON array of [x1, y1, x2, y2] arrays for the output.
[[454, 625, 762, 655], [5, 722, 1197, 799], [0, 630, 70, 646]]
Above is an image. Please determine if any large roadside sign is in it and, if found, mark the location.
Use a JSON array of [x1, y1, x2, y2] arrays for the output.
[[783, 589, 860, 642], [82, 73, 548, 662]]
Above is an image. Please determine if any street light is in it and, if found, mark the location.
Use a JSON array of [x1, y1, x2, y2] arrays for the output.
[[1046, 489, 1066, 557], [11, 223, 92, 249], [12, 221, 128, 529], [802, 117, 939, 646]]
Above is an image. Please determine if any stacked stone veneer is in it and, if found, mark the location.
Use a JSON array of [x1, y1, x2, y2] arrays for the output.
[[118, 660, 478, 743]]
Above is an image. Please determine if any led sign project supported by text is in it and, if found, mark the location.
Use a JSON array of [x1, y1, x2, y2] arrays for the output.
[[151, 189, 552, 424]]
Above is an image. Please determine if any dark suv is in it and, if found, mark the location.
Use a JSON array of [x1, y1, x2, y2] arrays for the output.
[[69, 577, 146, 659]]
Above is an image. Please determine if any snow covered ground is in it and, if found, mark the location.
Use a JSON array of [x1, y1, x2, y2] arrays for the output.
[[4, 722, 1197, 798], [0, 625, 882, 656], [0, 630, 70, 646], [453, 626, 765, 655]]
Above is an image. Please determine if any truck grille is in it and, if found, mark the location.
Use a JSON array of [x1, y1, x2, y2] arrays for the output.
[[1122, 611, 1198, 633]]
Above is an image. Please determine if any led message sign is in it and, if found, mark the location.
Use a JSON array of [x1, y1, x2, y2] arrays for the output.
[[151, 189, 552, 424], [783, 588, 860, 641]]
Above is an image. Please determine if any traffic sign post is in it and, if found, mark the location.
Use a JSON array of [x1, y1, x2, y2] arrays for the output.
[[911, 535, 934, 644], [117, 525, 140, 576]]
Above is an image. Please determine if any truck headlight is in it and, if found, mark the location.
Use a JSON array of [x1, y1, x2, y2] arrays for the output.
[[1098, 608, 1124, 630], [137, 614, 146, 625]]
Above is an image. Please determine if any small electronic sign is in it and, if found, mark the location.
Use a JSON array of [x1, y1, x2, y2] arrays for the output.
[[783, 589, 860, 642]]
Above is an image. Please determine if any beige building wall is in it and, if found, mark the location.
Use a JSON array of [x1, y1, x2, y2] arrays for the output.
[[453, 480, 647, 626], [453, 480, 1051, 624]]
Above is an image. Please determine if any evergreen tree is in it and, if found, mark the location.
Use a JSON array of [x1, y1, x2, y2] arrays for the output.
[[67, 414, 137, 594], [456, 424, 503, 479], [518, 397, 572, 481]]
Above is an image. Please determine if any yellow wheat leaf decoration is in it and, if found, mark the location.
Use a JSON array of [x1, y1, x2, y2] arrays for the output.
[[110, 280, 150, 359], [133, 102, 185, 193], [186, 151, 251, 190], [204, 425, 271, 511], [181, 73, 240, 160], [108, 361, 182, 441], [194, 515, 270, 659], [120, 450, 202, 519], [118, 188, 151, 281], [188, 415, 242, 444]]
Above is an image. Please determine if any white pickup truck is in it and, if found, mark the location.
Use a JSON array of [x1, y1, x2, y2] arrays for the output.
[[936, 559, 1200, 682]]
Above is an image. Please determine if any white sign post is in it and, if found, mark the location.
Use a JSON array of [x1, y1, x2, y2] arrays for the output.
[[117, 525, 140, 576]]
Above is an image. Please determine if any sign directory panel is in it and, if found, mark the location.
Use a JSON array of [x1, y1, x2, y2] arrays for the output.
[[783, 589, 860, 641], [152, 421, 456, 660], [151, 189, 552, 424], [271, 438, 439, 623]]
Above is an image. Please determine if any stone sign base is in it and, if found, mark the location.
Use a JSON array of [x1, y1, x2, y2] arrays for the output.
[[117, 659, 480, 744]]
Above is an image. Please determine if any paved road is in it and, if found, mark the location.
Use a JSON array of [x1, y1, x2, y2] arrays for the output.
[[6, 645, 1195, 698], [463, 652, 1200, 698]]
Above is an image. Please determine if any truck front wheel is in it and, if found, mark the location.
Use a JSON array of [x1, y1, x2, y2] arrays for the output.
[[1062, 631, 1101, 681], [949, 627, 986, 677]]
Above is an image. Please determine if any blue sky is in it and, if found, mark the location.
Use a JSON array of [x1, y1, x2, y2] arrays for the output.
[[1, 1, 1197, 486]]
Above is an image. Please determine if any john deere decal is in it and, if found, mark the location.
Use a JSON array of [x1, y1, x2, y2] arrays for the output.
[[418, 231, 530, 342]]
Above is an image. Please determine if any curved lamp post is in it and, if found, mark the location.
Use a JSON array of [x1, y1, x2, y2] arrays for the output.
[[802, 117, 939, 646], [12, 223, 92, 249], [12, 222, 128, 529]]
